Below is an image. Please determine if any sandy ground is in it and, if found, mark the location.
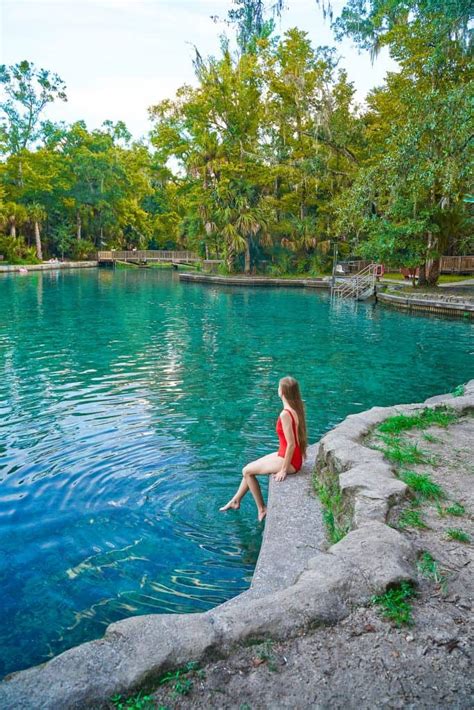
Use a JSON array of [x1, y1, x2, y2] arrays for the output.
[[115, 417, 473, 710]]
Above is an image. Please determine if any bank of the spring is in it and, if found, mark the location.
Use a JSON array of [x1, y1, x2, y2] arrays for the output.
[[1, 380, 473, 709]]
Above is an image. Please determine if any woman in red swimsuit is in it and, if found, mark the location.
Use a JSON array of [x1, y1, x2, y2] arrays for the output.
[[220, 376, 307, 522]]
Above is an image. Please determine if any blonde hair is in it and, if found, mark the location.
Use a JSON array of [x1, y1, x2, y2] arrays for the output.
[[279, 376, 308, 458]]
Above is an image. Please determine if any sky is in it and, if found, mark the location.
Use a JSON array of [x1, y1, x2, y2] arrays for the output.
[[0, 0, 399, 142]]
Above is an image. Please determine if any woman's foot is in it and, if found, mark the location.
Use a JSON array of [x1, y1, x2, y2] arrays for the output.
[[219, 498, 240, 512], [258, 507, 267, 522]]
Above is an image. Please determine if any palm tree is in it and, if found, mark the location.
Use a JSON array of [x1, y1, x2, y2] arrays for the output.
[[28, 203, 47, 260]]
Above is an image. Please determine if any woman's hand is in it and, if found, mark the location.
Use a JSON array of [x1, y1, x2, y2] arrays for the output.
[[274, 469, 287, 482]]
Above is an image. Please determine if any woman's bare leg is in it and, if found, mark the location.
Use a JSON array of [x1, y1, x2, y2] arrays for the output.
[[220, 452, 295, 520], [219, 477, 248, 511]]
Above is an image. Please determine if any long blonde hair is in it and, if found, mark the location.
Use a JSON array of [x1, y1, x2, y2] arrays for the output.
[[279, 376, 308, 458]]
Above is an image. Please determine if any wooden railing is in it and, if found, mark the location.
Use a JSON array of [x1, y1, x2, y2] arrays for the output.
[[97, 250, 199, 262], [440, 255, 474, 274]]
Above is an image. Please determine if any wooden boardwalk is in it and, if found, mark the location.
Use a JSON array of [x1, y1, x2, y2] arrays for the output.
[[97, 250, 200, 265]]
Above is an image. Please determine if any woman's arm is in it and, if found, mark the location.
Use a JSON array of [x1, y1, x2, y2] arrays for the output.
[[275, 411, 295, 482]]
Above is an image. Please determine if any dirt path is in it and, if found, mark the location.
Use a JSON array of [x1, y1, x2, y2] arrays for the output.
[[129, 418, 473, 710]]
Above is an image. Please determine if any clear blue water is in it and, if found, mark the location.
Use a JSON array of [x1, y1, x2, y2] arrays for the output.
[[0, 268, 472, 676]]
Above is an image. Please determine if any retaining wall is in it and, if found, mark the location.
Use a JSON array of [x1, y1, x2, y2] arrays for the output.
[[0, 261, 98, 274], [377, 291, 474, 318]]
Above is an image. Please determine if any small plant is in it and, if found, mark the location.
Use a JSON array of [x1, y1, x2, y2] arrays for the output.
[[452, 384, 465, 397], [157, 660, 201, 698], [399, 470, 445, 500], [255, 639, 278, 671], [313, 474, 349, 544], [110, 691, 156, 709], [417, 552, 446, 587], [423, 432, 441, 444], [371, 582, 417, 627], [446, 528, 471, 543], [173, 678, 193, 697], [445, 502, 466, 517], [397, 508, 427, 530]]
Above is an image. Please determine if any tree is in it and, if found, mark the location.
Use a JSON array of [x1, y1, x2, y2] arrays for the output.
[[0, 60, 67, 154]]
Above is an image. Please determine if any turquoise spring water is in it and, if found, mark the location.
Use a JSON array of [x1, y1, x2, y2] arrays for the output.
[[0, 268, 472, 676]]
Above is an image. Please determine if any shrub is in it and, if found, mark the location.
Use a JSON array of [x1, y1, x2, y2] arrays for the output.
[[0, 235, 40, 264]]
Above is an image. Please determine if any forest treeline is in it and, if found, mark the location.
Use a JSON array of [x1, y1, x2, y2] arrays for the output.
[[0, 0, 472, 284]]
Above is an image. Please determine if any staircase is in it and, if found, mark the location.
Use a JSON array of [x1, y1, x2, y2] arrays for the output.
[[331, 263, 382, 300]]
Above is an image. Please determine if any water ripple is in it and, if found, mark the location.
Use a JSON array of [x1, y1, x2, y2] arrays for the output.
[[0, 268, 472, 677]]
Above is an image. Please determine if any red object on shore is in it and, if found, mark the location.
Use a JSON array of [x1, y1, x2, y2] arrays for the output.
[[400, 267, 419, 280]]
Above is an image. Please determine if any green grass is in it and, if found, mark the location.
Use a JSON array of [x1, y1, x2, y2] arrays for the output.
[[378, 407, 458, 435], [382, 272, 406, 281], [445, 502, 466, 516], [110, 691, 157, 709], [383, 273, 474, 284], [313, 474, 349, 544], [423, 432, 442, 443], [371, 582, 417, 627], [154, 660, 204, 698], [255, 640, 278, 672], [437, 501, 466, 517], [438, 273, 474, 283], [399, 470, 445, 500], [397, 507, 427, 530], [446, 528, 471, 543], [417, 552, 447, 590], [375, 435, 430, 466]]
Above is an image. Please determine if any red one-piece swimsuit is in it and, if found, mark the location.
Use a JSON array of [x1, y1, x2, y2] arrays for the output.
[[276, 409, 303, 472]]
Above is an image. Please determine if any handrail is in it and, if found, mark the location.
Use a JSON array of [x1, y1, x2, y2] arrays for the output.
[[332, 263, 380, 299]]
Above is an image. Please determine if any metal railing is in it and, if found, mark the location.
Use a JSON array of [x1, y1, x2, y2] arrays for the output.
[[332, 263, 382, 299]]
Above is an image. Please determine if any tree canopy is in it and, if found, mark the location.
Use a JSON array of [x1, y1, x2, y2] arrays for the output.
[[0, 1, 472, 280]]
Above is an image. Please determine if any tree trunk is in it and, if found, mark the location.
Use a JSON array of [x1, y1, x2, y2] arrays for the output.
[[9, 215, 16, 239], [226, 245, 234, 273], [205, 244, 209, 260], [418, 264, 427, 287], [76, 211, 82, 240], [426, 257, 440, 286], [425, 231, 440, 287], [34, 221, 43, 260], [244, 238, 251, 274]]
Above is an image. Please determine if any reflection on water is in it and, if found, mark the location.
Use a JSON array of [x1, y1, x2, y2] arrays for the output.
[[0, 268, 472, 676]]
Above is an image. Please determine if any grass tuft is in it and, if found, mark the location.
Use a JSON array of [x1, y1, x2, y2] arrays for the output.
[[446, 528, 471, 544], [399, 470, 445, 500], [375, 435, 431, 465], [110, 691, 156, 710], [423, 432, 442, 444], [417, 552, 447, 587], [156, 660, 203, 698], [445, 502, 466, 517], [255, 640, 278, 671], [397, 508, 427, 530], [452, 384, 465, 397], [378, 407, 458, 435], [313, 475, 349, 544], [371, 582, 417, 627]]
